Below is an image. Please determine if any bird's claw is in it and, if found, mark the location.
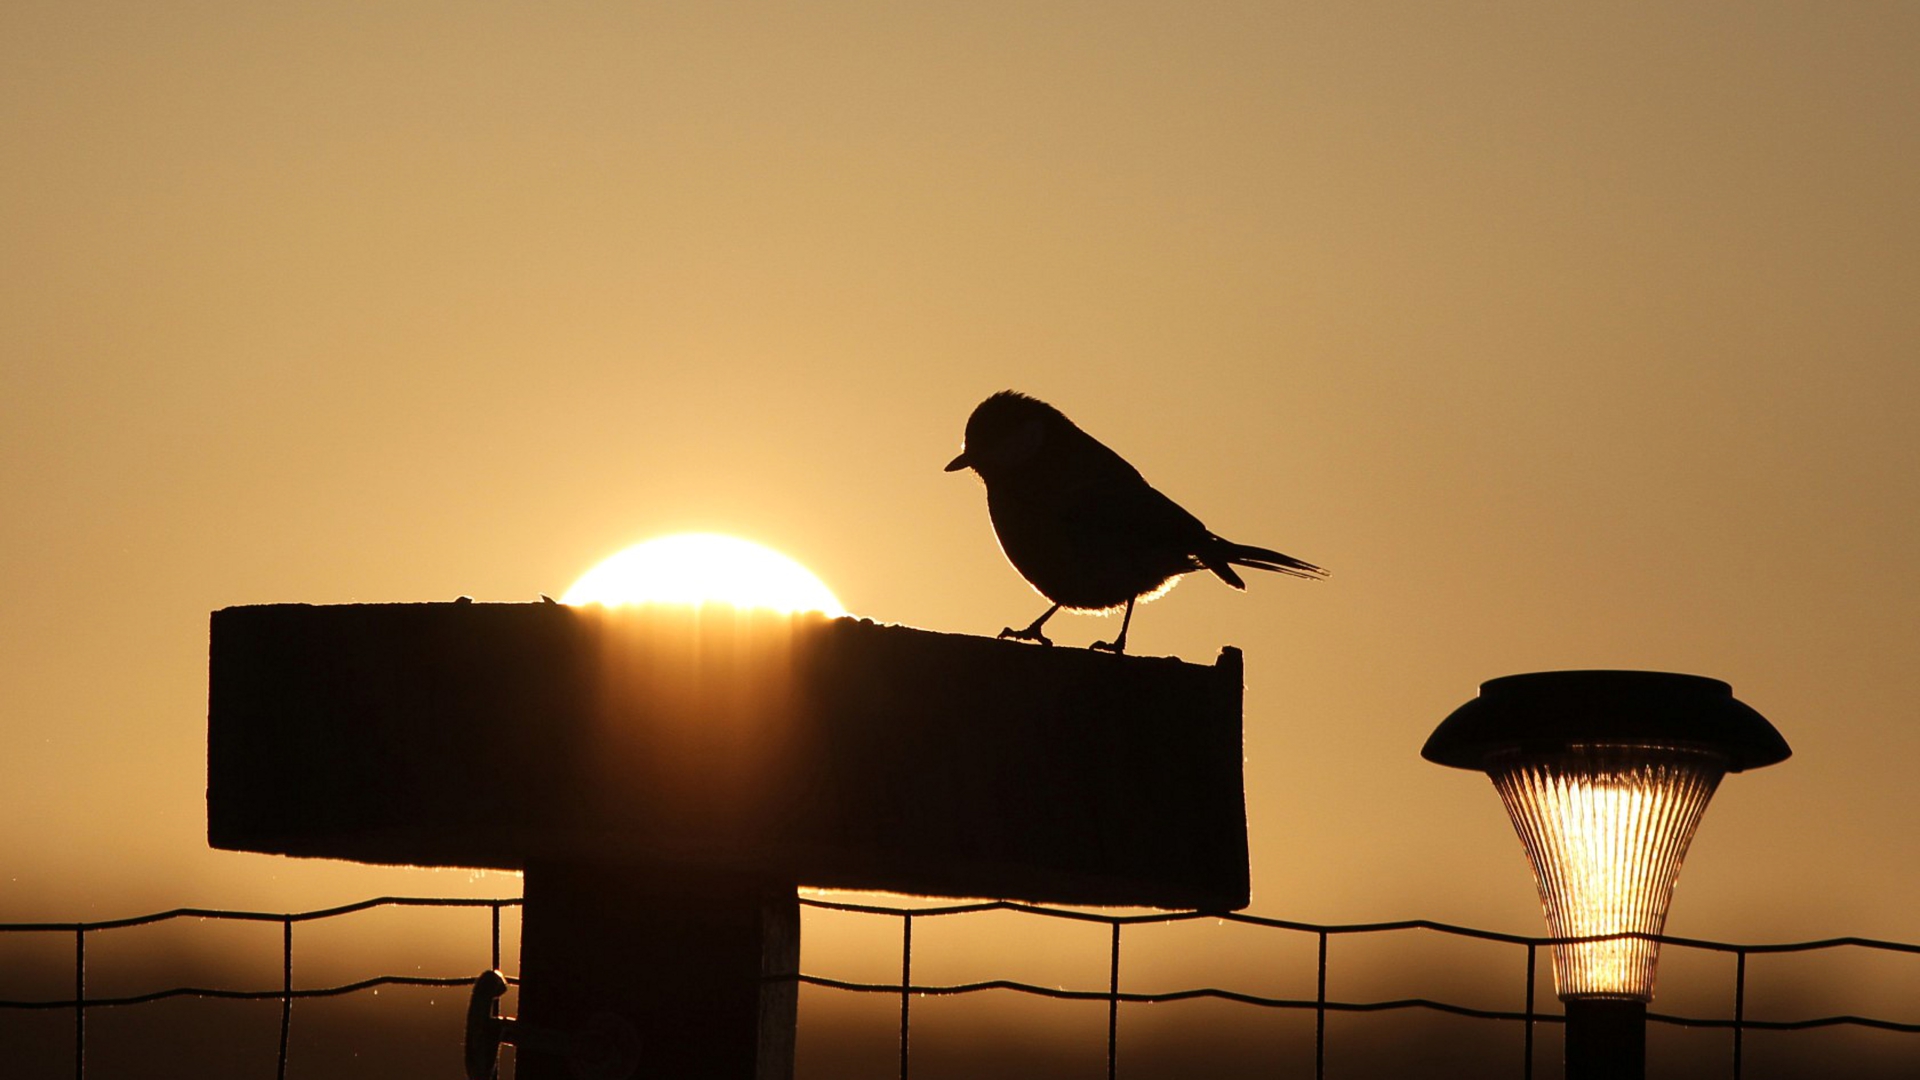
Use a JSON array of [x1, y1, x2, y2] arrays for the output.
[[998, 626, 1053, 646], [1090, 638, 1127, 655]]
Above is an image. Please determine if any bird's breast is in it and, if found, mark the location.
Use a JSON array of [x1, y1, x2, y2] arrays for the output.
[[984, 486, 1189, 611]]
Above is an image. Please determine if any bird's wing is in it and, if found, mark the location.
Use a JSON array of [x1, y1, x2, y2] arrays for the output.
[[1050, 436, 1220, 577], [1051, 429, 1325, 588]]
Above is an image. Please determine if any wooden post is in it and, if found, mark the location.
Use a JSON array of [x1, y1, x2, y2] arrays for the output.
[[516, 860, 796, 1079], [208, 603, 1250, 1078]]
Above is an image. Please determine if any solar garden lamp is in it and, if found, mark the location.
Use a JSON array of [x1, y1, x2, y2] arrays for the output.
[[1422, 671, 1790, 1080]]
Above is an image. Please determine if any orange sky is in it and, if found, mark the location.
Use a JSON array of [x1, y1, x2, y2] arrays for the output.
[[4, 0, 1917, 1034]]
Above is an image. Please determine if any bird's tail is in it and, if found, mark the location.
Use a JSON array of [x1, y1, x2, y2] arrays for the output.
[[1205, 539, 1328, 589]]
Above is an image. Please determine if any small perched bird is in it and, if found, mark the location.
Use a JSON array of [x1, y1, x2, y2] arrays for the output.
[[945, 390, 1326, 654]]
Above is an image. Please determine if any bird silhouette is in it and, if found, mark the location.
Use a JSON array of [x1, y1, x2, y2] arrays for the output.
[[945, 390, 1326, 654]]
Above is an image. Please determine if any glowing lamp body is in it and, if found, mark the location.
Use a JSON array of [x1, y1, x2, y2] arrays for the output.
[[1491, 746, 1724, 1000], [1424, 671, 1789, 1008]]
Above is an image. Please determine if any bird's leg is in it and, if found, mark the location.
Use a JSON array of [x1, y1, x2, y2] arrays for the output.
[[1091, 598, 1136, 655], [998, 604, 1060, 646]]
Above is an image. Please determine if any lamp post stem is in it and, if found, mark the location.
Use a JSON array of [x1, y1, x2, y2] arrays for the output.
[[1564, 999, 1645, 1080]]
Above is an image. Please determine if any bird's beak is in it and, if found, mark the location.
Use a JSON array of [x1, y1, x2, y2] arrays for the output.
[[944, 451, 969, 472]]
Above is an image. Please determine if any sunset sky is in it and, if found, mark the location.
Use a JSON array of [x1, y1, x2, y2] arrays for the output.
[[4, 1, 1917, 1069]]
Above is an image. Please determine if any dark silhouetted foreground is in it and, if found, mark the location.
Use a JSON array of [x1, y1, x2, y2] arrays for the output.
[[206, 603, 1251, 1077]]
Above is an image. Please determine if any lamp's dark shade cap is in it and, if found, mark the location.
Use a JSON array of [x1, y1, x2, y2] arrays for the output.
[[1422, 670, 1791, 773]]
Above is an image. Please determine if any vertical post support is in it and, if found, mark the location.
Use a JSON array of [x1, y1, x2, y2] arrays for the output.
[[1732, 949, 1746, 1079], [1314, 930, 1328, 1080], [898, 914, 912, 1080], [73, 927, 85, 1080], [1522, 943, 1536, 1080], [516, 859, 798, 1080], [1564, 999, 1646, 1080], [1105, 921, 1120, 1080], [279, 917, 294, 1080]]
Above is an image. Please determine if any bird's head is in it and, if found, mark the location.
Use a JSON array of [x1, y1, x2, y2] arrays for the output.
[[944, 390, 1060, 478]]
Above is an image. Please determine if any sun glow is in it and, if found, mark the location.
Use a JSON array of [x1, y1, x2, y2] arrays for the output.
[[561, 533, 846, 616]]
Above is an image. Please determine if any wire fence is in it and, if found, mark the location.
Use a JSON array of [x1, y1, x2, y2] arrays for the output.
[[0, 897, 516, 1080], [799, 897, 1920, 1080], [2, 895, 1917, 1079]]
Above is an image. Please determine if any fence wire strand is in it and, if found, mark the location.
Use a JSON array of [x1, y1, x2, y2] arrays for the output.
[[2, 894, 1917, 1080]]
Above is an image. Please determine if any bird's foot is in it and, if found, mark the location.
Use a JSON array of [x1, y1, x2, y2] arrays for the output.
[[1089, 636, 1128, 655], [998, 625, 1053, 646]]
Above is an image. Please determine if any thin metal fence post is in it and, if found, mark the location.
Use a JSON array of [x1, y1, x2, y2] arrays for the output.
[[1107, 921, 1120, 1080], [1315, 930, 1327, 1080], [1523, 943, 1536, 1080], [491, 901, 506, 1080], [278, 916, 293, 1080], [1733, 949, 1747, 1080], [73, 927, 85, 1080], [491, 902, 502, 972], [899, 912, 913, 1080]]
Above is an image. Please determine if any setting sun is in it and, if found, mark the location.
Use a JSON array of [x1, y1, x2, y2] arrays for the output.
[[561, 533, 846, 616]]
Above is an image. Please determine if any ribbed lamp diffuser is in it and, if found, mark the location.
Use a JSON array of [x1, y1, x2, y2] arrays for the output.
[[1425, 671, 1790, 1008], [1490, 745, 1724, 999]]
